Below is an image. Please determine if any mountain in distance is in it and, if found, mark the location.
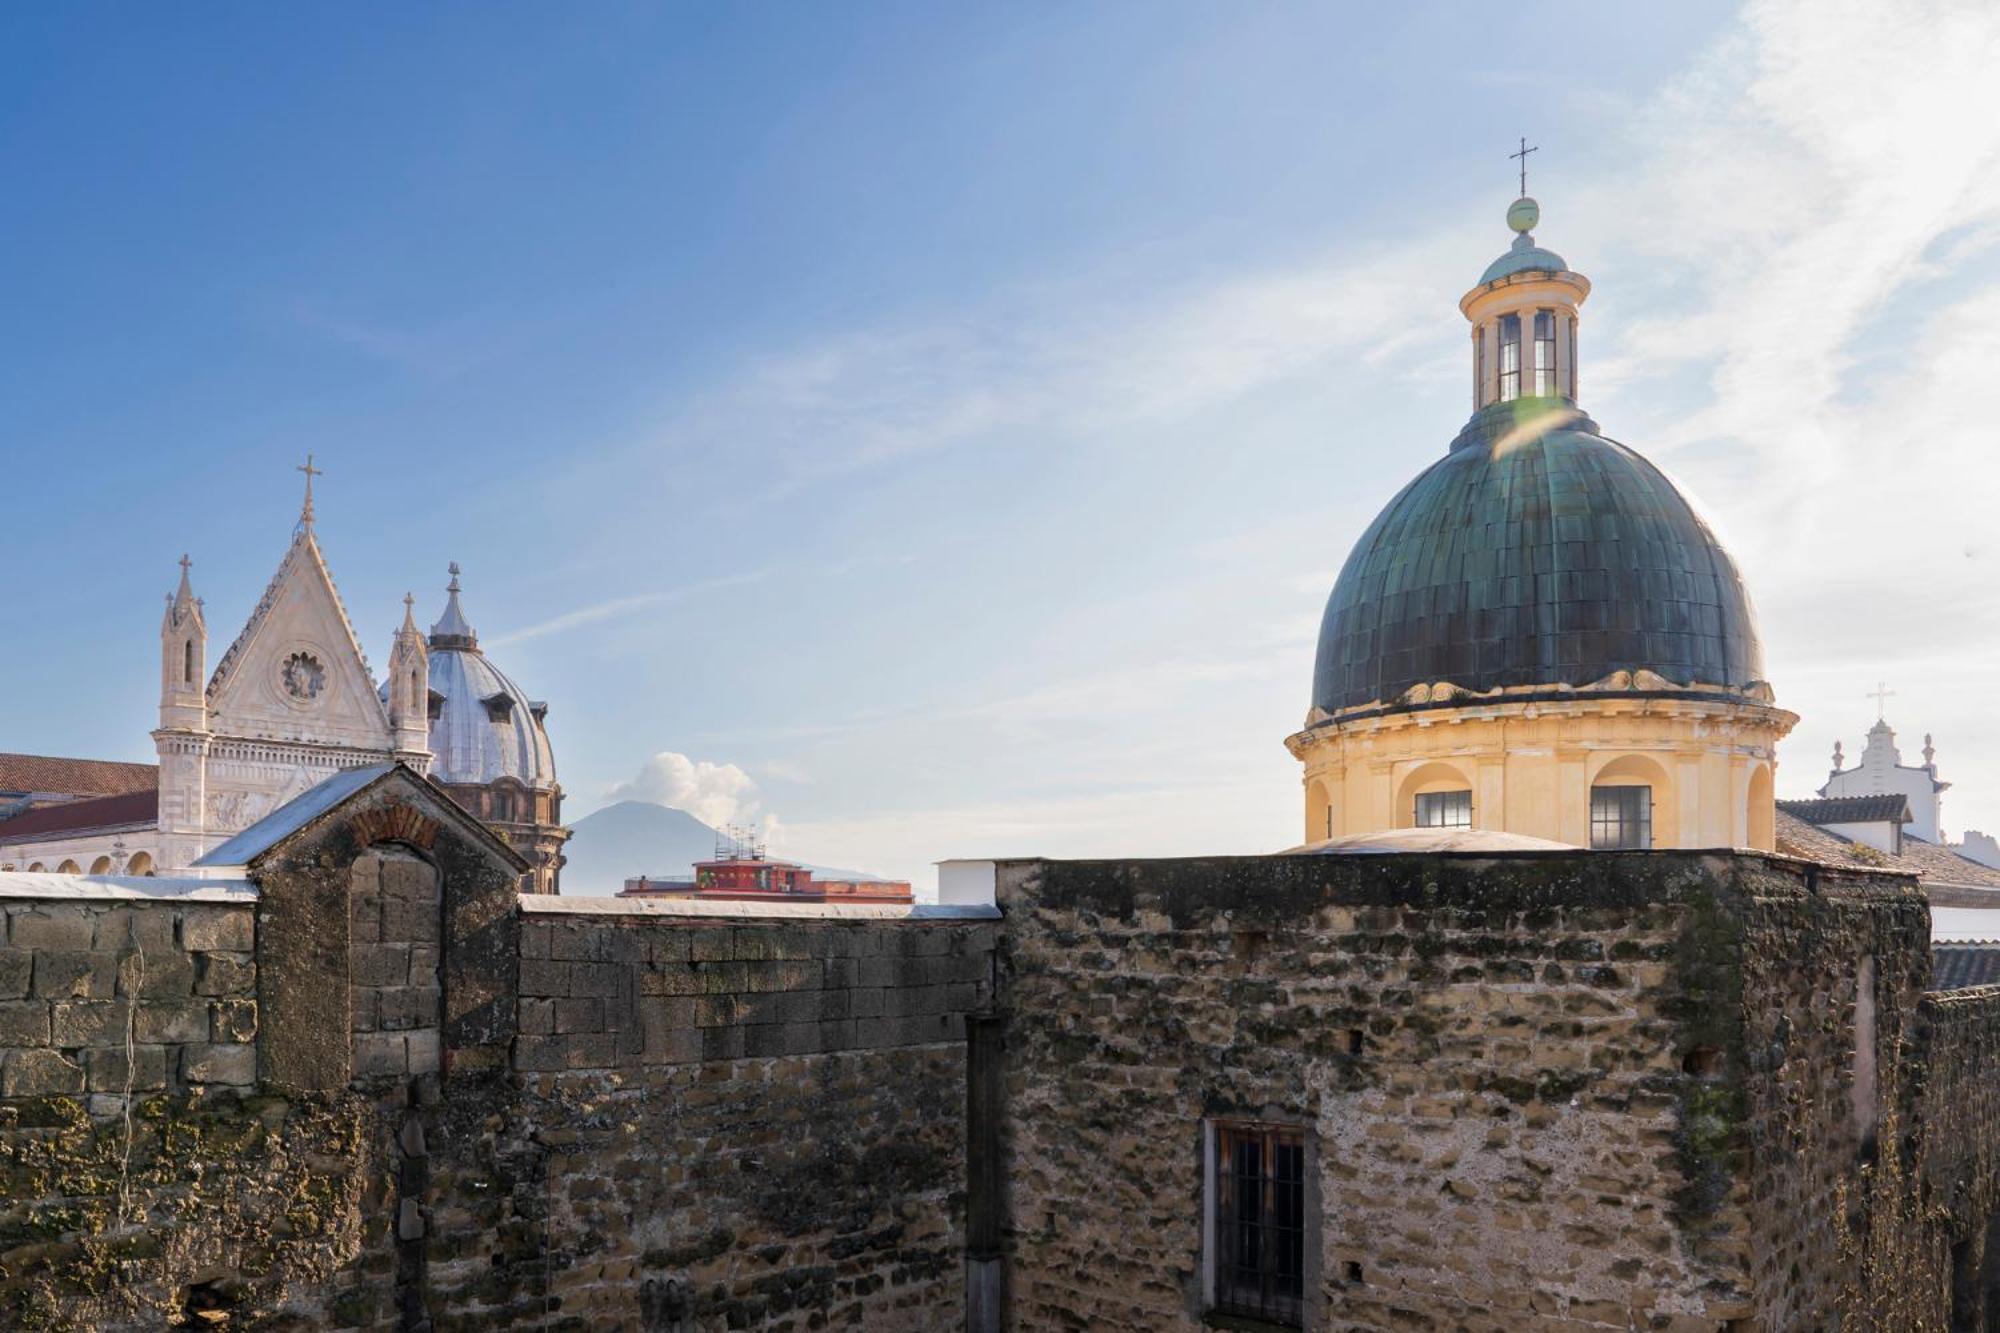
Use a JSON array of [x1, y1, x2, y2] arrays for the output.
[[559, 800, 890, 896]]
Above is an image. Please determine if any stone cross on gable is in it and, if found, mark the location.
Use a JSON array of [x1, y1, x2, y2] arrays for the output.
[[297, 453, 324, 528], [1868, 680, 1896, 721]]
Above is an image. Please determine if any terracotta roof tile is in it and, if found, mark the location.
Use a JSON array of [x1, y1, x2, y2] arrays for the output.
[[0, 789, 159, 843], [0, 753, 157, 800], [1774, 809, 2000, 890]]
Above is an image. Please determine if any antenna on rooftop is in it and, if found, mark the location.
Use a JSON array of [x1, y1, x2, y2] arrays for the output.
[[716, 823, 765, 861]]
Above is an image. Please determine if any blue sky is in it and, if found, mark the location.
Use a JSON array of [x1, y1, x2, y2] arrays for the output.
[[6, 1, 1999, 886]]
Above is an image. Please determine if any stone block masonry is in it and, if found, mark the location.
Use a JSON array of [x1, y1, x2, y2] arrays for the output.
[[989, 850, 2000, 1332], [0, 827, 997, 1332], [0, 892, 258, 1104], [513, 907, 992, 1072], [467, 901, 998, 1331]]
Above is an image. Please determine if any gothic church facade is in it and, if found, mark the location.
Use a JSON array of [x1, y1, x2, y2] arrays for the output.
[[0, 477, 568, 892]]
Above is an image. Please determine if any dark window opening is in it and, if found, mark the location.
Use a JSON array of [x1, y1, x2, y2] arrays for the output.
[[182, 639, 195, 685], [1415, 789, 1473, 829], [1533, 309, 1557, 396], [1590, 785, 1652, 849], [1682, 1046, 1723, 1077], [1213, 1122, 1306, 1327], [1498, 314, 1522, 401]]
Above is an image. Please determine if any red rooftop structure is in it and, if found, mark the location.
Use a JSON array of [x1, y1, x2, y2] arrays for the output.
[[620, 826, 913, 905]]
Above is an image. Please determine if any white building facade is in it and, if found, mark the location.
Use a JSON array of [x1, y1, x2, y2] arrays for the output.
[[0, 476, 564, 887], [1821, 716, 1949, 843]]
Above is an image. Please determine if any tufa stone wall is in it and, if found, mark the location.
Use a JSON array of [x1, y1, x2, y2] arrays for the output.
[[1838, 981, 2000, 1331], [0, 897, 257, 1102], [349, 847, 444, 1082], [453, 906, 995, 1329], [0, 763, 999, 1332], [1727, 861, 1931, 1328], [304, 904, 995, 1332], [12, 759, 2000, 1333], [0, 891, 364, 1332], [988, 850, 1995, 1332]]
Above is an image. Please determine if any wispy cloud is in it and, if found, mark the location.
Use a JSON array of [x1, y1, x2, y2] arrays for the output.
[[625, 226, 1476, 499], [282, 302, 536, 379], [487, 570, 768, 646]]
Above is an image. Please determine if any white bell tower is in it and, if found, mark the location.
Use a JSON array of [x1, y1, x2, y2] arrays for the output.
[[152, 555, 212, 869]]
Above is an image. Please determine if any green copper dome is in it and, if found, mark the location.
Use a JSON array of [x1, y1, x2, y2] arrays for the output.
[[1311, 401, 1765, 716], [1480, 231, 1570, 284]]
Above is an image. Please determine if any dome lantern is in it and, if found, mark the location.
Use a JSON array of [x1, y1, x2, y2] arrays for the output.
[[429, 561, 478, 651], [1461, 197, 1591, 409]]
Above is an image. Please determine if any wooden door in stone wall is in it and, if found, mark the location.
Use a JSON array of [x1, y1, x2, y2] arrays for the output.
[[349, 846, 443, 1084]]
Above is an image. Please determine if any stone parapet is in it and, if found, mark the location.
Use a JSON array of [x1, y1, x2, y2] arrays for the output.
[[514, 905, 996, 1072], [0, 890, 258, 1106], [989, 849, 1938, 1331]]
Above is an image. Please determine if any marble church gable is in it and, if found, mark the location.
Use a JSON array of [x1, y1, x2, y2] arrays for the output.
[[204, 527, 393, 753]]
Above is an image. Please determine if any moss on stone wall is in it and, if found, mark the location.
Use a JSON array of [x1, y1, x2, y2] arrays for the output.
[[0, 1088, 366, 1331]]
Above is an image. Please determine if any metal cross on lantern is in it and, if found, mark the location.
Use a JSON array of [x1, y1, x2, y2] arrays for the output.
[[1510, 137, 1539, 198]]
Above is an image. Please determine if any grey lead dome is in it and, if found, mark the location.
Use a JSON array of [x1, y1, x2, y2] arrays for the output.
[[1311, 401, 1766, 716], [382, 567, 558, 789]]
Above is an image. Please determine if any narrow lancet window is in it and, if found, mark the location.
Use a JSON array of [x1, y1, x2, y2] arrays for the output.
[[1533, 310, 1556, 396], [1498, 314, 1521, 401]]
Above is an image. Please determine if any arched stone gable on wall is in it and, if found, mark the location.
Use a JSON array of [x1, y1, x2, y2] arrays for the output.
[[221, 764, 526, 1092]]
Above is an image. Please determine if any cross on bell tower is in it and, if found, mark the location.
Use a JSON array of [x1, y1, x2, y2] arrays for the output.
[[1867, 680, 1896, 721]]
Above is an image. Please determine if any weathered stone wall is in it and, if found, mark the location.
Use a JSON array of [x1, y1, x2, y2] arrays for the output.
[[0, 888, 367, 1331], [442, 904, 994, 1330], [1727, 862, 1931, 1328], [988, 851, 1943, 1332], [314, 903, 995, 1331], [349, 847, 443, 1082], [0, 884, 995, 1329], [18, 774, 2000, 1333], [0, 767, 1001, 1332], [0, 895, 258, 1102], [1830, 981, 2000, 1332]]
